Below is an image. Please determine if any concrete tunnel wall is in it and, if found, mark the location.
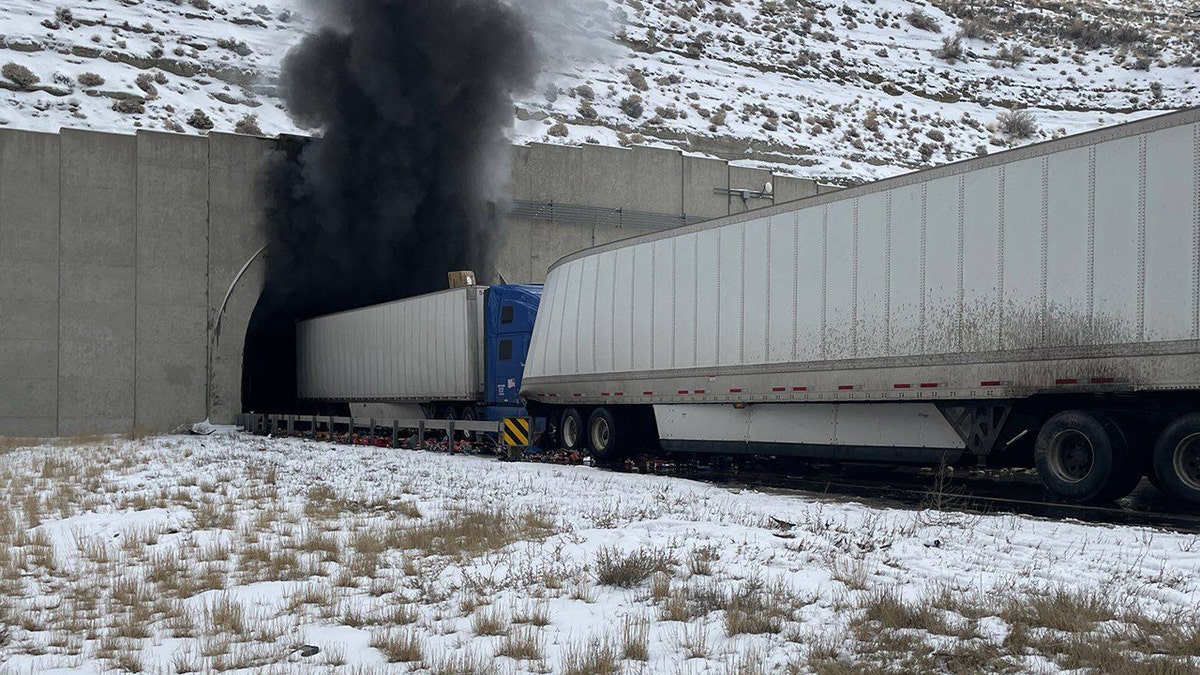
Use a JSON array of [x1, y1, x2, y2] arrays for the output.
[[0, 127, 825, 437]]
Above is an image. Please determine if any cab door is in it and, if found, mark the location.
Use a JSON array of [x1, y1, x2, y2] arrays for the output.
[[488, 332, 529, 405]]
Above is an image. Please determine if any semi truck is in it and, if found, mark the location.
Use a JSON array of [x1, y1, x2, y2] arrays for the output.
[[296, 284, 542, 427], [519, 107, 1200, 506]]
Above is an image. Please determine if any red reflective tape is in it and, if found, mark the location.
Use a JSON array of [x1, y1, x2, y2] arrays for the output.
[[694, 389, 706, 395], [838, 385, 854, 391], [643, 391, 654, 396], [678, 390, 689, 395], [1056, 378, 1078, 386], [920, 383, 939, 389], [772, 387, 786, 392], [980, 380, 1002, 387], [614, 392, 624, 396], [601, 393, 610, 397], [729, 388, 743, 393], [893, 383, 911, 389], [573, 393, 582, 397], [1090, 377, 1115, 385], [793, 386, 808, 392]]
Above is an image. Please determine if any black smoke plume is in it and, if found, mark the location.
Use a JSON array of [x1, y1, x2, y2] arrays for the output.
[[243, 0, 537, 412]]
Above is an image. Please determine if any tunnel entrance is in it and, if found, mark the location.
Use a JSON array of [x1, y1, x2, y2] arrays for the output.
[[238, 130, 496, 417], [241, 297, 314, 416]]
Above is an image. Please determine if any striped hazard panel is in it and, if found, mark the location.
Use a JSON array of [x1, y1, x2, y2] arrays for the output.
[[502, 417, 532, 447]]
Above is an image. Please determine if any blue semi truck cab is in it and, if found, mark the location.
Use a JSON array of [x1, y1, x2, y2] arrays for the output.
[[480, 284, 542, 424]]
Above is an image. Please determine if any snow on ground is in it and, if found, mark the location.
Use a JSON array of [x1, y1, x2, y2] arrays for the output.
[[0, 435, 1198, 673]]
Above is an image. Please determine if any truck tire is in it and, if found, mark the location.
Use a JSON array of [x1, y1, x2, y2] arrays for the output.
[[1152, 414, 1200, 506], [560, 408, 584, 451], [587, 407, 621, 462], [1034, 411, 1138, 503], [441, 406, 458, 441], [460, 407, 478, 443]]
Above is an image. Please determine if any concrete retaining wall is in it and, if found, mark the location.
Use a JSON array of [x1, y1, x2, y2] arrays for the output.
[[0, 128, 823, 437]]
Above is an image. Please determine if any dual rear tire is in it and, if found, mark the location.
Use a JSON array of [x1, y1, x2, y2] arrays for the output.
[[1035, 409, 1200, 506], [1034, 410, 1141, 503], [1151, 414, 1200, 506], [558, 407, 626, 462]]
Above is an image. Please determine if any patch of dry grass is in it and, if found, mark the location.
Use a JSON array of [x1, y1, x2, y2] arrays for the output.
[[808, 583, 1200, 674], [429, 647, 491, 675], [621, 615, 650, 660], [469, 605, 509, 636], [395, 508, 559, 559], [562, 637, 619, 675], [594, 546, 675, 588], [495, 626, 544, 661], [370, 627, 423, 663]]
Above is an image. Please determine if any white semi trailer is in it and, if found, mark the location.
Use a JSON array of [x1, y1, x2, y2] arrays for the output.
[[521, 108, 1200, 506]]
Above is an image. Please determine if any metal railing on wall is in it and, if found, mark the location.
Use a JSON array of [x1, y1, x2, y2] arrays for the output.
[[510, 200, 708, 230]]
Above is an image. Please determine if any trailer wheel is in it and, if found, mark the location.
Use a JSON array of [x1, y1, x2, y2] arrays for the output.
[[441, 406, 459, 441], [560, 408, 584, 451], [1152, 414, 1200, 506], [587, 408, 620, 462], [460, 407, 478, 443], [1034, 411, 1137, 503]]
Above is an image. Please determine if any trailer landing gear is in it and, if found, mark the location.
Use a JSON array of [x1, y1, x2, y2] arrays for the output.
[[1034, 410, 1140, 503]]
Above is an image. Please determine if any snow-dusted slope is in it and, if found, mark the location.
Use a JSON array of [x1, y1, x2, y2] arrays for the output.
[[0, 0, 302, 136], [0, 0, 1195, 182]]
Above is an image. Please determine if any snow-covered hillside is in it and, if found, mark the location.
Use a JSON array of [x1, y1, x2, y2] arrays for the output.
[[0, 0, 1195, 182]]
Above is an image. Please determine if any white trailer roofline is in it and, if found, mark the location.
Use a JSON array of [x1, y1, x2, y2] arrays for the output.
[[547, 107, 1200, 272]]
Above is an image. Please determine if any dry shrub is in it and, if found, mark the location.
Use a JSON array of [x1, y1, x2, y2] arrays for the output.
[[594, 546, 674, 588], [371, 628, 422, 663], [430, 648, 490, 674], [512, 602, 550, 626], [204, 594, 245, 635], [562, 637, 619, 675], [234, 114, 263, 136], [495, 626, 543, 660], [994, 43, 1029, 67], [997, 109, 1038, 139], [626, 70, 649, 92], [297, 527, 340, 561], [859, 587, 947, 634], [725, 577, 792, 635], [831, 557, 869, 590], [395, 508, 557, 559], [194, 497, 236, 530], [621, 615, 650, 660], [470, 605, 508, 636], [649, 572, 671, 602], [2, 63, 38, 88], [907, 9, 941, 33], [935, 34, 964, 62], [620, 95, 644, 119], [959, 18, 992, 41], [187, 108, 214, 131], [1003, 587, 1114, 633], [686, 544, 718, 576]]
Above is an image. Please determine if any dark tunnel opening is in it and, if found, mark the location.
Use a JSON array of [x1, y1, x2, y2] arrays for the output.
[[238, 0, 537, 415]]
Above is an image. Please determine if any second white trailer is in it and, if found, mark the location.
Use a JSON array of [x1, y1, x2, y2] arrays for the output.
[[522, 107, 1200, 506]]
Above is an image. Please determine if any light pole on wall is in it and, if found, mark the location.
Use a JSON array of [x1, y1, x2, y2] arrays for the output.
[[205, 242, 270, 425]]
